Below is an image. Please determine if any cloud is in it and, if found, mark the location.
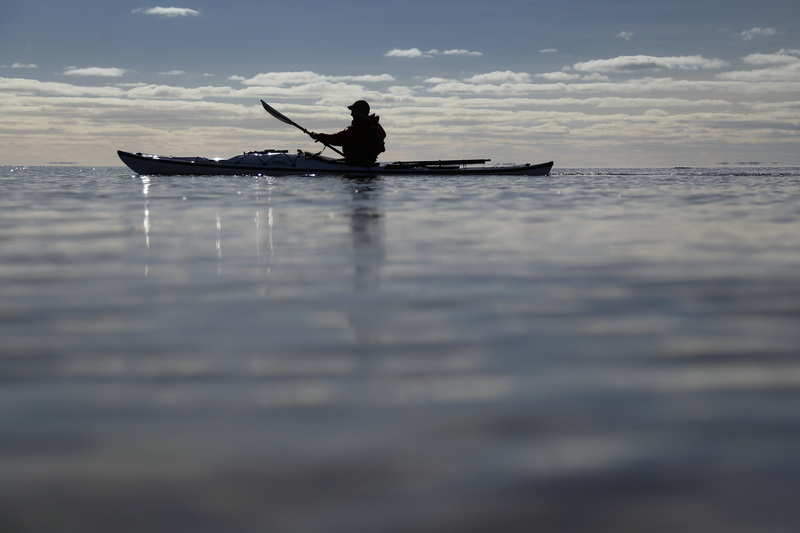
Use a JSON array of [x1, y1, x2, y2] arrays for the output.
[[739, 27, 777, 41], [581, 73, 610, 82], [4, 53, 800, 167], [742, 49, 800, 66], [422, 72, 800, 97], [125, 84, 237, 100], [536, 71, 581, 81], [133, 7, 201, 17], [616, 32, 635, 40], [440, 49, 483, 57], [573, 55, 729, 72], [159, 70, 187, 76], [12, 63, 38, 69], [539, 49, 559, 54], [384, 48, 483, 58], [385, 48, 429, 58], [717, 63, 800, 82], [422, 77, 453, 84], [63, 67, 129, 77], [464, 71, 531, 84], [238, 71, 395, 86], [0, 76, 126, 97], [345, 74, 396, 83], [714, 49, 800, 82]]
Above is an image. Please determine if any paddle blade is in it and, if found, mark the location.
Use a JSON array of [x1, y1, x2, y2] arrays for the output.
[[261, 100, 300, 128]]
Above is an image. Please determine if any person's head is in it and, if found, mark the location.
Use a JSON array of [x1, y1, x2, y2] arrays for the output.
[[348, 100, 370, 119]]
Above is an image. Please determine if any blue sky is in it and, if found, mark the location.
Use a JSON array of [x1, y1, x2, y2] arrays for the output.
[[1, 0, 799, 166]]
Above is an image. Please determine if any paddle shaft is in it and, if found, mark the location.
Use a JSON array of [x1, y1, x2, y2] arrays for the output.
[[260, 100, 345, 157]]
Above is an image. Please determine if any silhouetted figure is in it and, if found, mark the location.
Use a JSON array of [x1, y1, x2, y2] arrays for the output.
[[311, 101, 386, 166]]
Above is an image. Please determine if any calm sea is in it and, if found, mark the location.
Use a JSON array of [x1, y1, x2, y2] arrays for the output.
[[2, 165, 800, 532]]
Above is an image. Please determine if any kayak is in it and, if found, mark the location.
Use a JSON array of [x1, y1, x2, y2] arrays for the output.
[[118, 150, 553, 177]]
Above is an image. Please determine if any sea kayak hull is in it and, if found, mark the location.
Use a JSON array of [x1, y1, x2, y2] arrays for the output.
[[117, 150, 553, 177]]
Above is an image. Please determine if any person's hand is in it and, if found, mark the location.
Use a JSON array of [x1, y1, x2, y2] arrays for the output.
[[309, 132, 320, 141]]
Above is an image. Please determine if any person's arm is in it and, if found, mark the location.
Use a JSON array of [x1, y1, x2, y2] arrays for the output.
[[312, 128, 350, 146]]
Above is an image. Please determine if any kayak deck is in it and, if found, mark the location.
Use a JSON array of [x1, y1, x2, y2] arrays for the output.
[[117, 150, 553, 177]]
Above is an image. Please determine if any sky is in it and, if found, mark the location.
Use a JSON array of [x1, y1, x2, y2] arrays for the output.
[[1, 0, 799, 167]]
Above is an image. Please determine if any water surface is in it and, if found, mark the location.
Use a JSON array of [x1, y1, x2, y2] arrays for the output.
[[2, 166, 800, 532]]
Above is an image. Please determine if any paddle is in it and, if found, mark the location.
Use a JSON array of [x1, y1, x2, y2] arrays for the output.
[[260, 100, 345, 157]]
